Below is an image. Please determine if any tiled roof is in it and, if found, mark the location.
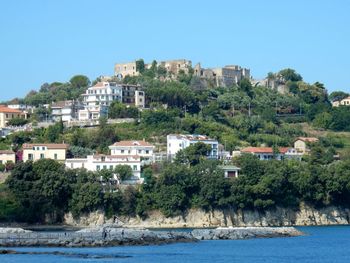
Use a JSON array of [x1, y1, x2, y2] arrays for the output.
[[0, 106, 22, 114], [296, 137, 319, 143], [241, 147, 290, 154], [110, 140, 154, 147], [22, 143, 69, 150]]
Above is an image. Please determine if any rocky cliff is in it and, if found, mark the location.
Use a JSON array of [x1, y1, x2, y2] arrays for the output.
[[64, 203, 350, 228]]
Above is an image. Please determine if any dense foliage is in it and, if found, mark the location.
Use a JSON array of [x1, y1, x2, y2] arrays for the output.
[[1, 63, 350, 223]]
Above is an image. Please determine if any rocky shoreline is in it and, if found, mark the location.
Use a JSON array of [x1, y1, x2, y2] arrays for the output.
[[0, 226, 303, 247]]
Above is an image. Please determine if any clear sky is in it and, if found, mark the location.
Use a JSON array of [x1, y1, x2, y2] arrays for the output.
[[1, 0, 350, 101]]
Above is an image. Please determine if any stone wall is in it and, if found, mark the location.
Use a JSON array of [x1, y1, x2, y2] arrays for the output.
[[64, 203, 350, 228]]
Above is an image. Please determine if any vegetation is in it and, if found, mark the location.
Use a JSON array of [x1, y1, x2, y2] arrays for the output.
[[1, 61, 350, 223]]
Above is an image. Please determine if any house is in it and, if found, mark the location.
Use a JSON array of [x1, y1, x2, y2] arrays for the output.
[[22, 143, 69, 162], [51, 100, 82, 122], [294, 137, 319, 154], [167, 134, 219, 160], [78, 105, 108, 121], [241, 147, 302, 161], [0, 106, 25, 128], [332, 96, 350, 107], [65, 154, 143, 184], [0, 150, 16, 165], [219, 165, 240, 178], [109, 140, 155, 162]]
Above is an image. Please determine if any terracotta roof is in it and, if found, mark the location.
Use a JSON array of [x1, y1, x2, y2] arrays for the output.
[[296, 137, 319, 143], [0, 150, 15, 155], [22, 143, 69, 150], [0, 106, 22, 114], [110, 140, 154, 147], [241, 147, 290, 154]]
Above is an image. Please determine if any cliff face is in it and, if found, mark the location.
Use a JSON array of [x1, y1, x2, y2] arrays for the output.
[[64, 204, 350, 228]]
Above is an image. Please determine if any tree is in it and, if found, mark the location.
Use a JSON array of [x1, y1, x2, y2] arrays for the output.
[[7, 118, 28, 126], [69, 75, 90, 88], [278, 68, 303, 82], [114, 165, 133, 181], [136, 59, 145, 73], [174, 142, 212, 166], [329, 91, 348, 102]]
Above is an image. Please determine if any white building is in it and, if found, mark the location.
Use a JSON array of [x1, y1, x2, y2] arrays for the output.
[[332, 96, 350, 107], [167, 134, 219, 160], [65, 154, 143, 184], [79, 82, 145, 121], [240, 147, 302, 161], [78, 105, 108, 121], [109, 140, 155, 162], [82, 82, 123, 107], [51, 100, 82, 122]]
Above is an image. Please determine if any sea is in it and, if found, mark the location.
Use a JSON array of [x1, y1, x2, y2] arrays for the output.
[[1, 226, 350, 263]]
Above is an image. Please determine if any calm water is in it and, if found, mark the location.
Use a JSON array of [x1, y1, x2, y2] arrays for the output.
[[1, 226, 350, 263]]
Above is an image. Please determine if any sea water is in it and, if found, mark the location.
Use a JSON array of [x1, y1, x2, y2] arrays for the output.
[[1, 226, 350, 263]]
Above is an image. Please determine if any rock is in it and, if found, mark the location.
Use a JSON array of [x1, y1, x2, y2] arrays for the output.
[[191, 227, 303, 240], [0, 227, 32, 234]]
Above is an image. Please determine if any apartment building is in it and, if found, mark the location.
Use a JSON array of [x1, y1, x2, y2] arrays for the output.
[[167, 134, 219, 160], [81, 82, 123, 107], [51, 100, 83, 122], [22, 143, 69, 162]]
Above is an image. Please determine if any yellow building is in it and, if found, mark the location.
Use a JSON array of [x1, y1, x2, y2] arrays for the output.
[[22, 143, 69, 162], [0, 150, 16, 165], [294, 137, 319, 154], [0, 106, 23, 128]]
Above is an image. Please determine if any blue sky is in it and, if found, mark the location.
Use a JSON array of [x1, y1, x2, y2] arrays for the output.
[[1, 0, 350, 101]]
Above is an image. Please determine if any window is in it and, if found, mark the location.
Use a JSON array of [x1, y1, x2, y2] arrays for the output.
[[40, 153, 45, 159], [36, 147, 40, 150], [70, 163, 73, 168], [121, 150, 124, 154], [133, 165, 137, 171], [101, 156, 105, 162], [110, 165, 113, 170], [42, 147, 45, 150], [0, 160, 2, 164], [32, 147, 35, 150], [128, 150, 131, 154], [103, 165, 107, 170], [96, 165, 100, 171], [138, 150, 142, 154], [145, 150, 149, 154], [54, 153, 57, 160]]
